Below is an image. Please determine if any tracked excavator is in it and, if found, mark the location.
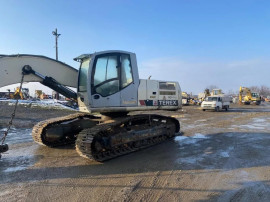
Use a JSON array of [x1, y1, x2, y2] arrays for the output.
[[0, 50, 181, 161], [239, 86, 261, 105]]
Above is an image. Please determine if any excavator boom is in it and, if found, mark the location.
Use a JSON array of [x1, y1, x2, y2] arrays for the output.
[[0, 54, 78, 88]]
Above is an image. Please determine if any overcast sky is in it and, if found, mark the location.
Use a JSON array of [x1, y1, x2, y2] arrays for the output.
[[1, 0, 270, 95]]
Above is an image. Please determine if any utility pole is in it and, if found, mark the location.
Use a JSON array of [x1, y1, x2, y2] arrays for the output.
[[52, 28, 61, 60], [52, 28, 61, 99]]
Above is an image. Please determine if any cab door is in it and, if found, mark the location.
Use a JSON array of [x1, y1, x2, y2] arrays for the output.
[[120, 54, 138, 107], [91, 54, 121, 107]]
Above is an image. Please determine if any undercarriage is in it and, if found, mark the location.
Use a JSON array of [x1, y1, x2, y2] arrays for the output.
[[31, 113, 180, 161]]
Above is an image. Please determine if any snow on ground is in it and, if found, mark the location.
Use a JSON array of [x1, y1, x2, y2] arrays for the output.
[[181, 123, 208, 130], [0, 128, 32, 144], [174, 133, 233, 168], [0, 99, 78, 111], [231, 117, 270, 131], [175, 133, 208, 145]]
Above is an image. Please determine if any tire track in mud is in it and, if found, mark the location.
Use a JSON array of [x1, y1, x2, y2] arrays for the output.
[[181, 110, 270, 136], [127, 170, 178, 202]]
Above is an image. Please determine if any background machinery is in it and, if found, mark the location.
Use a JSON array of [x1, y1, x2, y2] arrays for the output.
[[0, 51, 181, 161], [9, 87, 30, 99], [198, 89, 211, 104], [198, 88, 224, 104], [211, 89, 223, 96], [239, 86, 261, 105], [181, 92, 190, 105]]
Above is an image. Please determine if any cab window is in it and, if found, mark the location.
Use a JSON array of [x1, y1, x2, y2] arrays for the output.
[[92, 53, 133, 97], [121, 54, 133, 88], [78, 59, 90, 92], [92, 55, 119, 97]]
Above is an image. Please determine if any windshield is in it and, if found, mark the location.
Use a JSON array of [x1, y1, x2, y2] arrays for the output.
[[251, 93, 259, 98], [206, 97, 217, 101], [78, 58, 90, 92]]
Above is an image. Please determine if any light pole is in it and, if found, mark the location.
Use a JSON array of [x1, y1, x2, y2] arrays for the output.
[[52, 28, 61, 61], [52, 28, 61, 99]]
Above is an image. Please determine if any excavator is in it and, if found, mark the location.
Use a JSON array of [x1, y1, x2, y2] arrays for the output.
[[239, 86, 261, 105], [181, 92, 190, 105], [0, 50, 181, 161], [8, 87, 30, 99]]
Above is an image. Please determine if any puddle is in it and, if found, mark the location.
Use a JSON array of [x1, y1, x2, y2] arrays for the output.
[[0, 128, 32, 144], [0, 155, 36, 173], [174, 133, 270, 169]]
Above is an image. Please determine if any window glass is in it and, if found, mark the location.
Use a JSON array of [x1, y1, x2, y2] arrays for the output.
[[95, 80, 119, 96], [94, 56, 118, 86], [78, 59, 90, 92], [206, 97, 217, 101], [93, 55, 119, 96], [159, 82, 176, 90], [121, 55, 133, 88]]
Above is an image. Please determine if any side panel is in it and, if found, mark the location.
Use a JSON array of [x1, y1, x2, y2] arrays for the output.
[[120, 53, 139, 107], [91, 92, 121, 107], [138, 79, 147, 104], [0, 55, 78, 88], [120, 85, 138, 106], [138, 79, 181, 109]]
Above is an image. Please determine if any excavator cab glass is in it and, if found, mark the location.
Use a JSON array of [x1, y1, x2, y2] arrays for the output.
[[78, 58, 90, 92], [91, 53, 133, 97]]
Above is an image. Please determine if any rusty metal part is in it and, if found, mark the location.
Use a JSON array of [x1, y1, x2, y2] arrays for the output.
[[76, 114, 180, 162], [32, 113, 101, 147]]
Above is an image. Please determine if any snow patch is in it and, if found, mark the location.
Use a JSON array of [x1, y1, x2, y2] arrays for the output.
[[1, 99, 78, 111], [175, 133, 208, 145], [240, 125, 264, 130], [4, 166, 26, 173], [193, 133, 208, 139], [220, 151, 230, 158], [175, 136, 188, 141]]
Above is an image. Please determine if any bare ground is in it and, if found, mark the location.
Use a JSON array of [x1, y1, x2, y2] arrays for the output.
[[1, 102, 270, 201]]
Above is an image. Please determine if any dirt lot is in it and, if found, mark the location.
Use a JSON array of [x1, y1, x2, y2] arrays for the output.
[[1, 101, 270, 201]]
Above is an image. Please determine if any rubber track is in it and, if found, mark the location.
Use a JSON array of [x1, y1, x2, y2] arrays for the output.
[[76, 115, 179, 162], [32, 113, 97, 147]]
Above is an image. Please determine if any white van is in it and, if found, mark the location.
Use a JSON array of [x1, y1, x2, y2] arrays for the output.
[[201, 95, 231, 111]]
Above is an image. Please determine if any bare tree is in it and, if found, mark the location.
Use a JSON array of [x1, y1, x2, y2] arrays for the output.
[[249, 85, 270, 97], [249, 86, 260, 93], [227, 89, 238, 96], [259, 85, 270, 97]]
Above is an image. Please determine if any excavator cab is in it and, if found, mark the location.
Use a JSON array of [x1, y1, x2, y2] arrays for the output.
[[76, 51, 140, 113]]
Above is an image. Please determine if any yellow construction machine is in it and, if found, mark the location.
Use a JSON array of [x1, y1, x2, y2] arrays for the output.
[[12, 87, 24, 99], [11, 87, 29, 99], [239, 86, 261, 105], [211, 89, 223, 96]]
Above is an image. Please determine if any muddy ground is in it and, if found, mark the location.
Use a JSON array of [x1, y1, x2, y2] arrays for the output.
[[1, 101, 270, 201]]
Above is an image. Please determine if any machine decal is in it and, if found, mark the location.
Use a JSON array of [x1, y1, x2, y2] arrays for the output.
[[158, 100, 178, 106], [139, 100, 153, 106], [139, 100, 178, 106], [122, 100, 137, 105]]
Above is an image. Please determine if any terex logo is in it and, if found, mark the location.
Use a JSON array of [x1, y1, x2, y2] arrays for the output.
[[158, 100, 178, 106]]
